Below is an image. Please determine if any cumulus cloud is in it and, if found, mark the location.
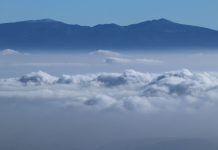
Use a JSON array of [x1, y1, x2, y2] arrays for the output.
[[0, 49, 20, 56], [90, 50, 121, 57], [19, 71, 58, 85], [1, 69, 218, 112]]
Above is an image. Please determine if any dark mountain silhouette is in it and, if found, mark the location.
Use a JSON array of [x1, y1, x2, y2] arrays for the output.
[[0, 18, 218, 51]]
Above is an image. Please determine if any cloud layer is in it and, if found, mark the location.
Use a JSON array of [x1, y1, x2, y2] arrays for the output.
[[1, 69, 218, 112]]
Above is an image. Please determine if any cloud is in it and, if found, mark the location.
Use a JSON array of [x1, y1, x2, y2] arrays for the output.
[[90, 50, 162, 65], [19, 71, 58, 85], [1, 69, 218, 112], [90, 50, 121, 57], [0, 49, 20, 56], [104, 57, 162, 64]]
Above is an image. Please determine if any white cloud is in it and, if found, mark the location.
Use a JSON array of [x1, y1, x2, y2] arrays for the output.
[[90, 50, 121, 57], [19, 71, 58, 85], [1, 69, 218, 112], [0, 49, 20, 56], [90, 50, 163, 65]]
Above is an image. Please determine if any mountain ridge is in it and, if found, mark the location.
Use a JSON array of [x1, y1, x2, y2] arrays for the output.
[[0, 18, 218, 51]]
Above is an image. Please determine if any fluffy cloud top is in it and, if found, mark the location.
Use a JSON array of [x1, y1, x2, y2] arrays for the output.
[[19, 71, 58, 85], [1, 69, 218, 112]]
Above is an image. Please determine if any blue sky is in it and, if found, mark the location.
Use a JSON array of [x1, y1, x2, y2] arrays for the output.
[[0, 0, 218, 29]]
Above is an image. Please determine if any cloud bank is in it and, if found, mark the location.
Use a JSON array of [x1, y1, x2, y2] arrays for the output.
[[1, 69, 218, 112]]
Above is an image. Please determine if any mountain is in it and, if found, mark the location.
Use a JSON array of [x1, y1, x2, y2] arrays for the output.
[[0, 18, 218, 51]]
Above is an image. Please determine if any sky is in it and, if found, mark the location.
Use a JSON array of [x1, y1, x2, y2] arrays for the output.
[[0, 0, 218, 30]]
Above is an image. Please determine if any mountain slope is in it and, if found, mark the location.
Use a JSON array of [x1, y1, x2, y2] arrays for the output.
[[0, 18, 218, 50]]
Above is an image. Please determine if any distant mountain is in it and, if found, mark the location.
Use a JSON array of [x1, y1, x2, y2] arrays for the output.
[[0, 18, 218, 51]]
